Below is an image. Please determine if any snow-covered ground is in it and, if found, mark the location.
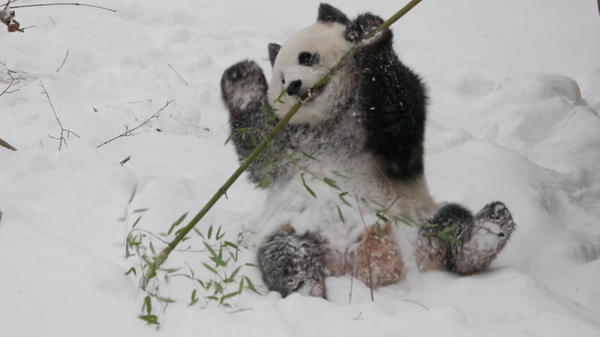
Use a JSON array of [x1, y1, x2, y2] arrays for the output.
[[1, 0, 600, 335]]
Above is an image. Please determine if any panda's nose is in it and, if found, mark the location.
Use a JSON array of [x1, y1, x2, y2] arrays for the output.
[[286, 80, 303, 96]]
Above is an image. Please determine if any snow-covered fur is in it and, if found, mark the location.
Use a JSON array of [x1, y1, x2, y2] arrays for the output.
[[220, 4, 516, 298]]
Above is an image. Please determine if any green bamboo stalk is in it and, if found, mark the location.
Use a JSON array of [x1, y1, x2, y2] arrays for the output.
[[142, 0, 424, 289]]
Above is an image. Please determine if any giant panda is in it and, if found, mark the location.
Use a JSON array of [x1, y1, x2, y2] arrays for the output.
[[220, 3, 516, 299]]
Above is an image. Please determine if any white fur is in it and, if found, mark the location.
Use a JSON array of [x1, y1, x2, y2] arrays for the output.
[[268, 22, 353, 125], [247, 153, 436, 275]]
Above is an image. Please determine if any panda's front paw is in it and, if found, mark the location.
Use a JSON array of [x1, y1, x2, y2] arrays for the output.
[[220, 60, 268, 112], [345, 13, 389, 43]]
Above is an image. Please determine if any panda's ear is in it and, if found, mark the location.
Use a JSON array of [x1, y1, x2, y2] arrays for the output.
[[317, 3, 350, 25], [268, 43, 281, 67]]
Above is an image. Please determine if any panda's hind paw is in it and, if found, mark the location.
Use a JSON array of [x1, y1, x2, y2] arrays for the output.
[[257, 231, 327, 299], [474, 201, 516, 239]]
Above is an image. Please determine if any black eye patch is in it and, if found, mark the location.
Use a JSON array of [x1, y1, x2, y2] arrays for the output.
[[298, 52, 320, 67]]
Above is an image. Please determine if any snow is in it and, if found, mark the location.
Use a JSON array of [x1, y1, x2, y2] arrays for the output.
[[1, 0, 600, 336]]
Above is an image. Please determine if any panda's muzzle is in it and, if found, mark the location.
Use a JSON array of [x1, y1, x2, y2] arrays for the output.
[[286, 80, 303, 96]]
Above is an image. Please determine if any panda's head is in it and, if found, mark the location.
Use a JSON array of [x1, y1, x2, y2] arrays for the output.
[[267, 4, 356, 125]]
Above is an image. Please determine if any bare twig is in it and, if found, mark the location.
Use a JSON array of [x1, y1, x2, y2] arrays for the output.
[[355, 192, 375, 302], [0, 0, 19, 7], [354, 193, 401, 302], [402, 298, 429, 311], [167, 64, 188, 86], [0, 72, 21, 98], [8, 3, 117, 12], [40, 81, 80, 151], [120, 155, 131, 166], [349, 257, 355, 304], [96, 100, 174, 148], [0, 137, 17, 151], [56, 50, 69, 72]]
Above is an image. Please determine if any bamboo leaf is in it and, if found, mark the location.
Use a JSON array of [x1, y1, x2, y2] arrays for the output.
[[323, 177, 340, 190], [168, 212, 188, 235], [210, 256, 227, 268], [128, 185, 137, 204], [226, 266, 242, 283], [220, 291, 241, 303], [274, 90, 286, 104], [331, 171, 350, 180], [260, 175, 268, 189], [203, 263, 218, 275], [300, 174, 317, 199], [125, 267, 137, 276], [203, 242, 217, 258], [189, 289, 199, 306], [224, 241, 241, 251], [143, 296, 152, 315], [337, 206, 345, 224], [138, 315, 159, 326], [338, 192, 353, 208], [216, 226, 222, 241], [244, 276, 260, 294], [193, 228, 205, 239], [132, 216, 143, 228], [301, 152, 320, 162]]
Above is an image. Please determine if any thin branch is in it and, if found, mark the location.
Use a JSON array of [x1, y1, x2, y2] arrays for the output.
[[120, 155, 131, 166], [9, 3, 116, 12], [40, 81, 80, 151], [0, 137, 16, 151], [140, 0, 425, 290], [349, 257, 355, 304], [56, 50, 69, 72], [97, 100, 174, 148], [355, 192, 375, 302], [402, 298, 429, 311], [1, 0, 19, 7], [0, 72, 22, 98], [131, 229, 170, 245], [167, 63, 188, 86]]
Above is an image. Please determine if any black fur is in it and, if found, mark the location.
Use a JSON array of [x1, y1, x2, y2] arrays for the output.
[[351, 13, 427, 181], [268, 43, 281, 67], [257, 229, 327, 298], [317, 3, 350, 25], [298, 52, 320, 67]]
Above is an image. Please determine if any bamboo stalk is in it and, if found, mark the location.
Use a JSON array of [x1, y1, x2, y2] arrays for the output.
[[142, 0, 425, 288], [8, 3, 116, 12]]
